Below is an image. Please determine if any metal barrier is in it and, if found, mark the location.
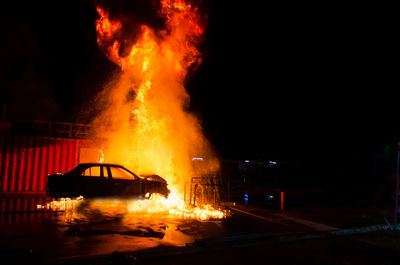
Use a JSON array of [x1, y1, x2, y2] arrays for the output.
[[184, 175, 222, 206], [14, 120, 91, 139], [0, 135, 96, 194]]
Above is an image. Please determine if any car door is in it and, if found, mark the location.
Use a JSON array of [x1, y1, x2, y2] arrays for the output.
[[80, 165, 108, 197], [108, 166, 144, 197]]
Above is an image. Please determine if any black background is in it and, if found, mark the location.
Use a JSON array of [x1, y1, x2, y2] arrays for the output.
[[0, 0, 396, 163]]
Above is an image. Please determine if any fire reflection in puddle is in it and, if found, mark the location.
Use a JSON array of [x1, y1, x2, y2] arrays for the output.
[[39, 197, 227, 250], [2, 196, 226, 261]]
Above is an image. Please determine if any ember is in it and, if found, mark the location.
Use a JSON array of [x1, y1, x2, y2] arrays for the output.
[[88, 0, 225, 219]]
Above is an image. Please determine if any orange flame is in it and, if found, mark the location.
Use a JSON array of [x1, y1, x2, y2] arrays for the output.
[[92, 0, 224, 219], [95, 6, 123, 66]]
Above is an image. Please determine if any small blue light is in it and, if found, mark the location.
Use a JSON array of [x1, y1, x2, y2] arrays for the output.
[[244, 160, 250, 163], [267, 195, 274, 200]]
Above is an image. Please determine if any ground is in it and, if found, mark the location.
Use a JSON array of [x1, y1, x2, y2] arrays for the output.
[[131, 231, 400, 265], [0, 195, 399, 265]]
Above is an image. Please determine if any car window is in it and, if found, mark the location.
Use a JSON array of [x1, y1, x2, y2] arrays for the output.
[[103, 166, 109, 177], [81, 166, 102, 177], [110, 167, 136, 180]]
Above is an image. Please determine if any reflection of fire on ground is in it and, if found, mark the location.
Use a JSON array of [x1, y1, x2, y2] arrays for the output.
[[37, 197, 226, 249], [36, 195, 227, 247]]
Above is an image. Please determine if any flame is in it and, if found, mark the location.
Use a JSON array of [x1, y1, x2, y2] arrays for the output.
[[37, 196, 84, 211], [37, 194, 227, 222], [126, 190, 227, 220], [99, 148, 105, 163], [91, 0, 225, 219]]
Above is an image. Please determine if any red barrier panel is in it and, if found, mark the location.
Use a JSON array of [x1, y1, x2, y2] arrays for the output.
[[0, 135, 93, 194]]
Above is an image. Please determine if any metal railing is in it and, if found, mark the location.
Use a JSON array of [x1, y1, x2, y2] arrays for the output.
[[13, 120, 91, 139], [184, 175, 222, 206]]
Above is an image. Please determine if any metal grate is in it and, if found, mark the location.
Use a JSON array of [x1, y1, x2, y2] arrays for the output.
[[184, 175, 222, 206], [12, 120, 91, 139]]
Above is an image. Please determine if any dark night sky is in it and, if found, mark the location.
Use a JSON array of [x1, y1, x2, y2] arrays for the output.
[[0, 0, 397, 162]]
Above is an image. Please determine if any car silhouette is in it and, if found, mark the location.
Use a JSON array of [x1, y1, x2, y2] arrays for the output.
[[46, 163, 170, 199]]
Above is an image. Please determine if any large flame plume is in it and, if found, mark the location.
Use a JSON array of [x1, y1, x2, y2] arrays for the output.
[[89, 0, 223, 218]]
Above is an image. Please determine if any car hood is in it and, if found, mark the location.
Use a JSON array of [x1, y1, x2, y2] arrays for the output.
[[140, 174, 167, 184]]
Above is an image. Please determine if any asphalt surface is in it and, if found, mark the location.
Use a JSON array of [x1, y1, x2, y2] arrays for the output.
[[0, 195, 392, 265]]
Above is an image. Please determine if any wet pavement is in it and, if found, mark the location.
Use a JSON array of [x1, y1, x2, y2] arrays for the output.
[[0, 195, 387, 265], [0, 197, 226, 264]]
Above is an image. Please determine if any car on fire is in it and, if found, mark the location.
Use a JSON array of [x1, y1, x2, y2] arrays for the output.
[[46, 163, 170, 199]]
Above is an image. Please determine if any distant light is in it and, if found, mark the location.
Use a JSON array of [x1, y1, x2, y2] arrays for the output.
[[244, 160, 250, 163], [192, 157, 203, 161], [269, 161, 277, 165], [267, 195, 274, 200], [244, 193, 249, 205]]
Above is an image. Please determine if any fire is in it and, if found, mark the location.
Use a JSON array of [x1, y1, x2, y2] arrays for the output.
[[95, 6, 123, 66], [126, 191, 226, 220], [37, 196, 84, 211], [38, 193, 227, 222], [91, 0, 225, 219]]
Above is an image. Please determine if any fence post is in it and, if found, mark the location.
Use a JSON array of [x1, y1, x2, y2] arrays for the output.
[[394, 149, 400, 230]]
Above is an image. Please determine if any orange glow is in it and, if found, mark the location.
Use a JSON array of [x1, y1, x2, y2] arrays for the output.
[[95, 6, 123, 66], [92, 0, 225, 219], [38, 195, 227, 222], [37, 196, 84, 211]]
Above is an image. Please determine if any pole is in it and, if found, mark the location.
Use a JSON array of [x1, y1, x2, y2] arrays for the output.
[[395, 150, 400, 230]]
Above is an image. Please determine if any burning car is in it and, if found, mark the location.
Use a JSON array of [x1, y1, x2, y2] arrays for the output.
[[46, 163, 170, 199]]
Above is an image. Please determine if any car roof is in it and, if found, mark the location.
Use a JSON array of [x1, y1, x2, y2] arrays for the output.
[[77, 163, 125, 168], [67, 163, 139, 178]]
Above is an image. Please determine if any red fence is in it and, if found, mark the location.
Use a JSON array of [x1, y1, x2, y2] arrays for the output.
[[0, 135, 93, 194]]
